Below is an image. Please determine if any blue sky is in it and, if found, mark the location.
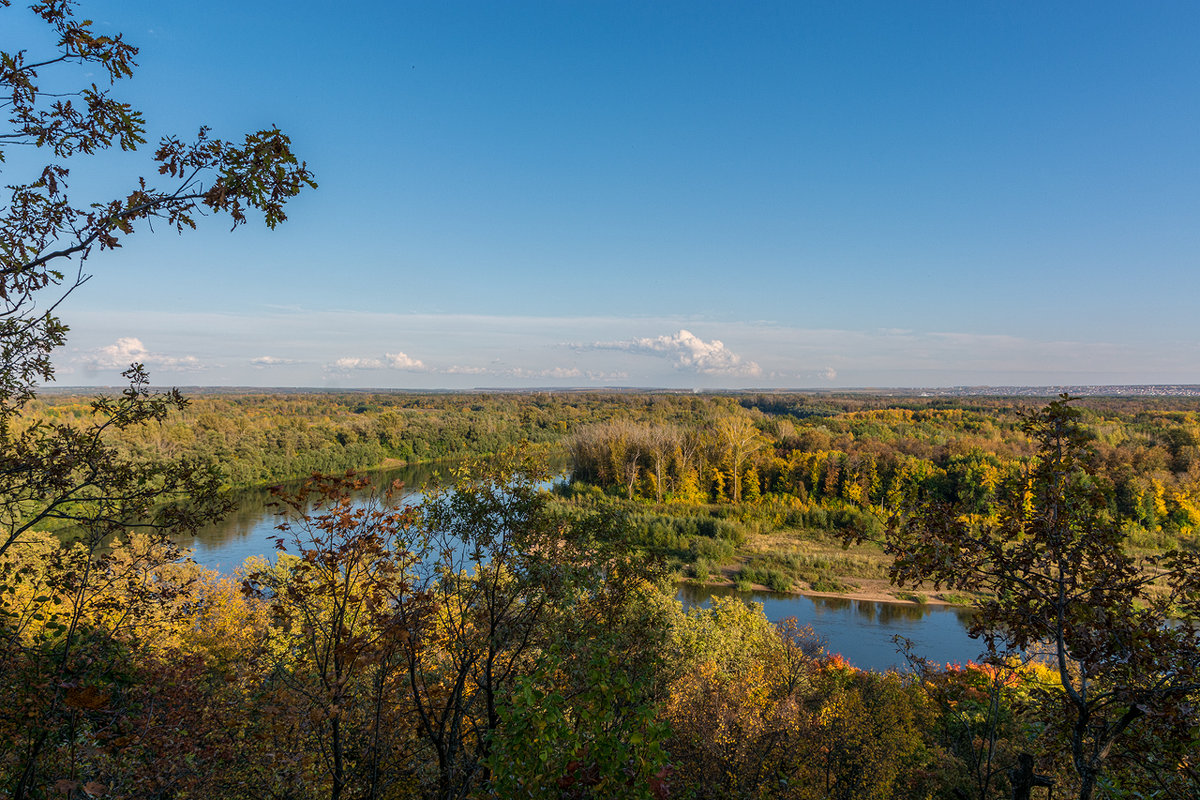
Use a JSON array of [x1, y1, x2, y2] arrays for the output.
[[18, 1, 1200, 388]]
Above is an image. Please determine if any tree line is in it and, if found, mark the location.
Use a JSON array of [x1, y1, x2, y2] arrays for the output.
[[22, 390, 1200, 548], [566, 397, 1200, 546]]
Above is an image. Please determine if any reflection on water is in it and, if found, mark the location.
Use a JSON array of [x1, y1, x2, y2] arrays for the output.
[[808, 594, 926, 623], [806, 595, 972, 627], [178, 461, 569, 572], [177, 462, 447, 572], [677, 584, 981, 672]]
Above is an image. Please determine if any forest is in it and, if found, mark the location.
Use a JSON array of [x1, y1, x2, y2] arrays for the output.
[[23, 388, 1200, 598], [7, 388, 1200, 799]]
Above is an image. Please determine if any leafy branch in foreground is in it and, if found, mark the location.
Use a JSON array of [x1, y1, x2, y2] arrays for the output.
[[1, 0, 316, 410], [2, 0, 314, 554], [0, 364, 229, 559]]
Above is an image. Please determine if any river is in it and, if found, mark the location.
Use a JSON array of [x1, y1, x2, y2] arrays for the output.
[[178, 464, 982, 671]]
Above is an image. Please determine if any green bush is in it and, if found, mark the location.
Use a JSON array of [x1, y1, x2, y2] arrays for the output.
[[689, 536, 735, 563], [809, 576, 853, 593], [620, 509, 750, 559], [739, 565, 793, 593]]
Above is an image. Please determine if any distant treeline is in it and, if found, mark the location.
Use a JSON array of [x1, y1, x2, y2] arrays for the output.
[[22, 392, 588, 486], [21, 391, 1200, 544]]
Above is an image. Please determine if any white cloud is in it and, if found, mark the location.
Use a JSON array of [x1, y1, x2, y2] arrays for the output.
[[817, 366, 837, 381], [92, 337, 148, 367], [331, 357, 383, 370], [444, 365, 587, 380], [329, 352, 426, 372], [584, 329, 762, 377], [385, 352, 425, 369], [84, 337, 204, 372], [251, 355, 300, 367]]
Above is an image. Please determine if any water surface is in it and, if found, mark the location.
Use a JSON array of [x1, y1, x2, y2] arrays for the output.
[[178, 461, 443, 572], [179, 468, 982, 670], [677, 584, 981, 672]]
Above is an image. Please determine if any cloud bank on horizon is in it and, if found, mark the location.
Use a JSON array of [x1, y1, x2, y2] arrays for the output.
[[49, 309, 1199, 389]]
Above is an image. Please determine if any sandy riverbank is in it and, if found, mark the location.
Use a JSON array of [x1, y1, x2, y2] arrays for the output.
[[696, 572, 969, 607]]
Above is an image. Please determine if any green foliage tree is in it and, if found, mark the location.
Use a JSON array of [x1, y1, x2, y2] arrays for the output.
[[483, 618, 672, 800], [865, 397, 1200, 800], [400, 450, 665, 800]]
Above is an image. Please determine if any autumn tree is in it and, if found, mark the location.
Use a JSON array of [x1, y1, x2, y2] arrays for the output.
[[864, 396, 1200, 800], [898, 639, 1026, 800], [1, 4, 313, 796], [244, 474, 422, 800], [0, 530, 215, 799], [715, 413, 765, 504], [665, 598, 934, 800], [665, 596, 806, 798]]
